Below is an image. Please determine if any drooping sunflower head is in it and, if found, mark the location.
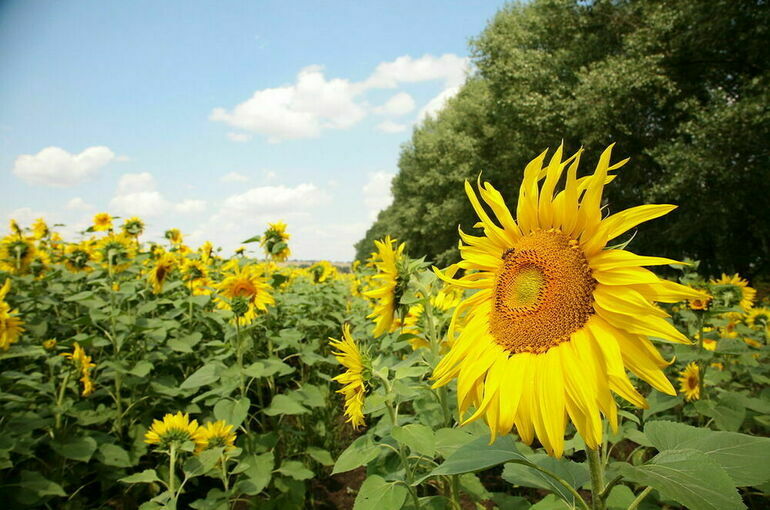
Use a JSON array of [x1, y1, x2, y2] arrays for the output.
[[165, 228, 183, 245], [32, 218, 49, 240], [0, 235, 37, 274], [181, 258, 208, 282], [0, 280, 25, 352], [678, 362, 701, 401], [363, 236, 410, 337], [144, 412, 206, 450], [60, 342, 97, 396], [148, 253, 177, 294], [308, 260, 336, 283], [197, 420, 237, 453], [121, 217, 145, 237], [94, 234, 136, 273], [199, 241, 215, 261], [747, 307, 770, 334], [432, 145, 706, 457], [261, 221, 291, 262], [330, 324, 369, 429], [65, 242, 95, 272], [710, 273, 755, 313], [92, 212, 113, 232], [215, 264, 275, 325]]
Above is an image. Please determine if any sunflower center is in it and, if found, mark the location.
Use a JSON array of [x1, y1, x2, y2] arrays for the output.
[[489, 229, 596, 354], [232, 280, 256, 299]]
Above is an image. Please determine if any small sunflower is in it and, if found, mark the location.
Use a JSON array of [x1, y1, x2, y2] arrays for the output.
[[0, 235, 37, 274], [702, 337, 718, 351], [64, 242, 95, 272], [678, 362, 701, 401], [364, 237, 407, 337], [60, 342, 96, 397], [144, 412, 206, 450], [216, 264, 275, 325], [199, 241, 215, 262], [309, 260, 336, 283], [432, 145, 705, 457], [148, 253, 177, 294], [747, 307, 770, 333], [0, 279, 25, 351], [94, 234, 136, 273], [689, 295, 711, 311], [32, 218, 49, 240], [711, 273, 755, 312], [261, 221, 291, 262], [165, 228, 183, 245], [197, 420, 237, 453], [121, 217, 145, 237], [92, 212, 113, 232], [330, 324, 368, 429], [43, 338, 57, 350], [9, 219, 22, 236]]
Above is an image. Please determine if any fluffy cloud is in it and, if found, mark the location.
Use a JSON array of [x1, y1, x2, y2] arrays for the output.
[[363, 172, 394, 220], [65, 197, 93, 211], [175, 199, 207, 213], [5, 207, 47, 226], [227, 132, 252, 142], [221, 172, 250, 183], [12, 146, 116, 187], [375, 121, 407, 134], [109, 173, 168, 218], [210, 54, 469, 142], [418, 86, 462, 121], [374, 92, 415, 116], [210, 66, 366, 143]]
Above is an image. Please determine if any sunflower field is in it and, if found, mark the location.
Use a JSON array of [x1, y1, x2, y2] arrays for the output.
[[1, 145, 769, 510]]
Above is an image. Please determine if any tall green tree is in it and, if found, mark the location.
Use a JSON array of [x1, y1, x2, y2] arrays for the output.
[[356, 0, 770, 279]]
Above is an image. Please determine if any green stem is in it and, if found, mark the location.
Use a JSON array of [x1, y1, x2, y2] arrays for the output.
[[587, 447, 606, 510], [627, 486, 652, 510], [169, 443, 177, 499], [696, 314, 707, 400], [55, 371, 71, 430], [235, 322, 245, 397]]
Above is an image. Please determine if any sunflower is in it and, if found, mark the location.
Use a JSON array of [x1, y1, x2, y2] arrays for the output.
[[9, 219, 22, 236], [678, 362, 700, 401], [197, 420, 237, 453], [711, 273, 755, 313], [308, 260, 336, 283], [199, 241, 215, 262], [0, 235, 37, 274], [148, 253, 177, 294], [165, 228, 183, 245], [94, 234, 136, 273], [261, 221, 291, 262], [181, 258, 212, 295], [689, 295, 711, 311], [144, 412, 206, 449], [215, 264, 275, 325], [121, 217, 145, 237], [330, 324, 368, 429], [64, 242, 95, 272], [60, 342, 96, 397], [0, 279, 24, 351], [32, 218, 49, 240], [43, 338, 57, 350], [702, 337, 718, 351], [364, 237, 407, 337], [92, 212, 113, 232], [747, 307, 770, 333], [432, 145, 705, 457]]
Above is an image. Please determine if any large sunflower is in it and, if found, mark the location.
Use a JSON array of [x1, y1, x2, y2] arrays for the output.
[[330, 324, 368, 429], [433, 145, 705, 457], [94, 234, 136, 273], [364, 236, 406, 337], [215, 264, 275, 325], [148, 253, 177, 294]]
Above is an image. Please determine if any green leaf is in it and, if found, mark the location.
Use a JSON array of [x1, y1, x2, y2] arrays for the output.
[[214, 397, 250, 428], [19, 470, 66, 497], [168, 332, 203, 353], [643, 391, 682, 420], [50, 436, 97, 462], [97, 443, 133, 468], [238, 452, 273, 495], [184, 448, 223, 477], [392, 423, 435, 457], [353, 475, 408, 510], [645, 420, 770, 486], [694, 398, 745, 431], [242, 235, 261, 244], [333, 435, 380, 474], [120, 469, 162, 484], [180, 364, 221, 390], [618, 449, 745, 510], [427, 434, 528, 479], [278, 460, 314, 480], [434, 427, 477, 458], [263, 394, 310, 416], [306, 447, 334, 466], [128, 360, 153, 377], [502, 454, 589, 507]]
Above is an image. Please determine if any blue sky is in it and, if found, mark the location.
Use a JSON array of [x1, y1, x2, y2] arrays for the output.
[[0, 0, 506, 260]]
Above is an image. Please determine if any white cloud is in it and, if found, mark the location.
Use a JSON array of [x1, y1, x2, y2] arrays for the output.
[[418, 86, 461, 121], [109, 172, 169, 217], [363, 172, 394, 220], [5, 207, 47, 226], [227, 132, 252, 142], [210, 65, 366, 143], [363, 54, 469, 89], [375, 121, 407, 134], [175, 199, 207, 213], [221, 171, 250, 183], [374, 92, 415, 116], [12, 146, 116, 187], [210, 54, 469, 142], [65, 197, 93, 211]]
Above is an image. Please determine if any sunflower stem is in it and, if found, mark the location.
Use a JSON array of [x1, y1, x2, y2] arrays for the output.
[[696, 313, 707, 400], [587, 447, 606, 510], [168, 443, 177, 502], [235, 321, 245, 398], [55, 370, 71, 430], [626, 486, 652, 510]]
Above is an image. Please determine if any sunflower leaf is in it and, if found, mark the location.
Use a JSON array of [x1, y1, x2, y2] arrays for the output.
[[353, 475, 408, 510]]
